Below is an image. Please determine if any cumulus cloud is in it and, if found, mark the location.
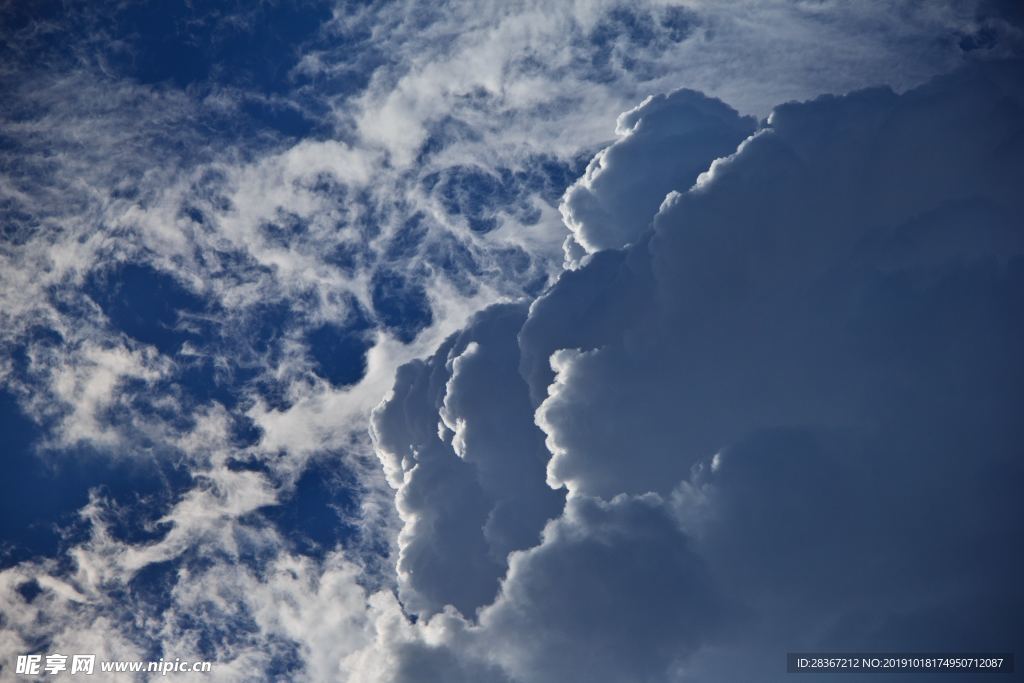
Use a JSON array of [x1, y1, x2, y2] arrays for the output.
[[472, 493, 725, 683], [366, 58, 1024, 681], [529, 60, 1024, 500], [371, 303, 563, 617], [560, 89, 755, 258], [344, 493, 724, 683]]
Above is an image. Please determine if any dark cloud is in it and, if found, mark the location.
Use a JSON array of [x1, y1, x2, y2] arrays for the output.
[[369, 59, 1024, 682]]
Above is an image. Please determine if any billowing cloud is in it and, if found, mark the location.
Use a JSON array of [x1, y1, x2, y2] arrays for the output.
[[344, 493, 725, 683], [366, 58, 1024, 681], [561, 89, 755, 258], [371, 303, 563, 616]]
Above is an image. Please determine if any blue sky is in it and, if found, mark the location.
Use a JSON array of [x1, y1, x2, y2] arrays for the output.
[[1, 1, 1022, 681]]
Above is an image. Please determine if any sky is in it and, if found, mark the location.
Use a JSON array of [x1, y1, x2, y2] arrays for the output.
[[0, 1, 1022, 681]]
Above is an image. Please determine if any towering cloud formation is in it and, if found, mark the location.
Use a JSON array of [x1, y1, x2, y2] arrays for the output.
[[367, 60, 1024, 681], [560, 89, 755, 259], [372, 304, 564, 617]]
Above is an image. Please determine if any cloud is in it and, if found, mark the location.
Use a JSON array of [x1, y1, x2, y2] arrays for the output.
[[2, 2, 1022, 681], [471, 493, 726, 683], [528, 60, 1024, 499], [0, 0, 1005, 470], [560, 88, 755, 259], [371, 303, 563, 617], [365, 58, 1024, 681], [45, 343, 167, 449], [343, 493, 724, 683]]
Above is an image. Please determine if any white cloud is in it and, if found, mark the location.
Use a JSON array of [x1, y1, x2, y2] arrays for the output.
[[560, 88, 755, 259], [2, 2, 1021, 681], [371, 303, 563, 617], [46, 343, 167, 449]]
